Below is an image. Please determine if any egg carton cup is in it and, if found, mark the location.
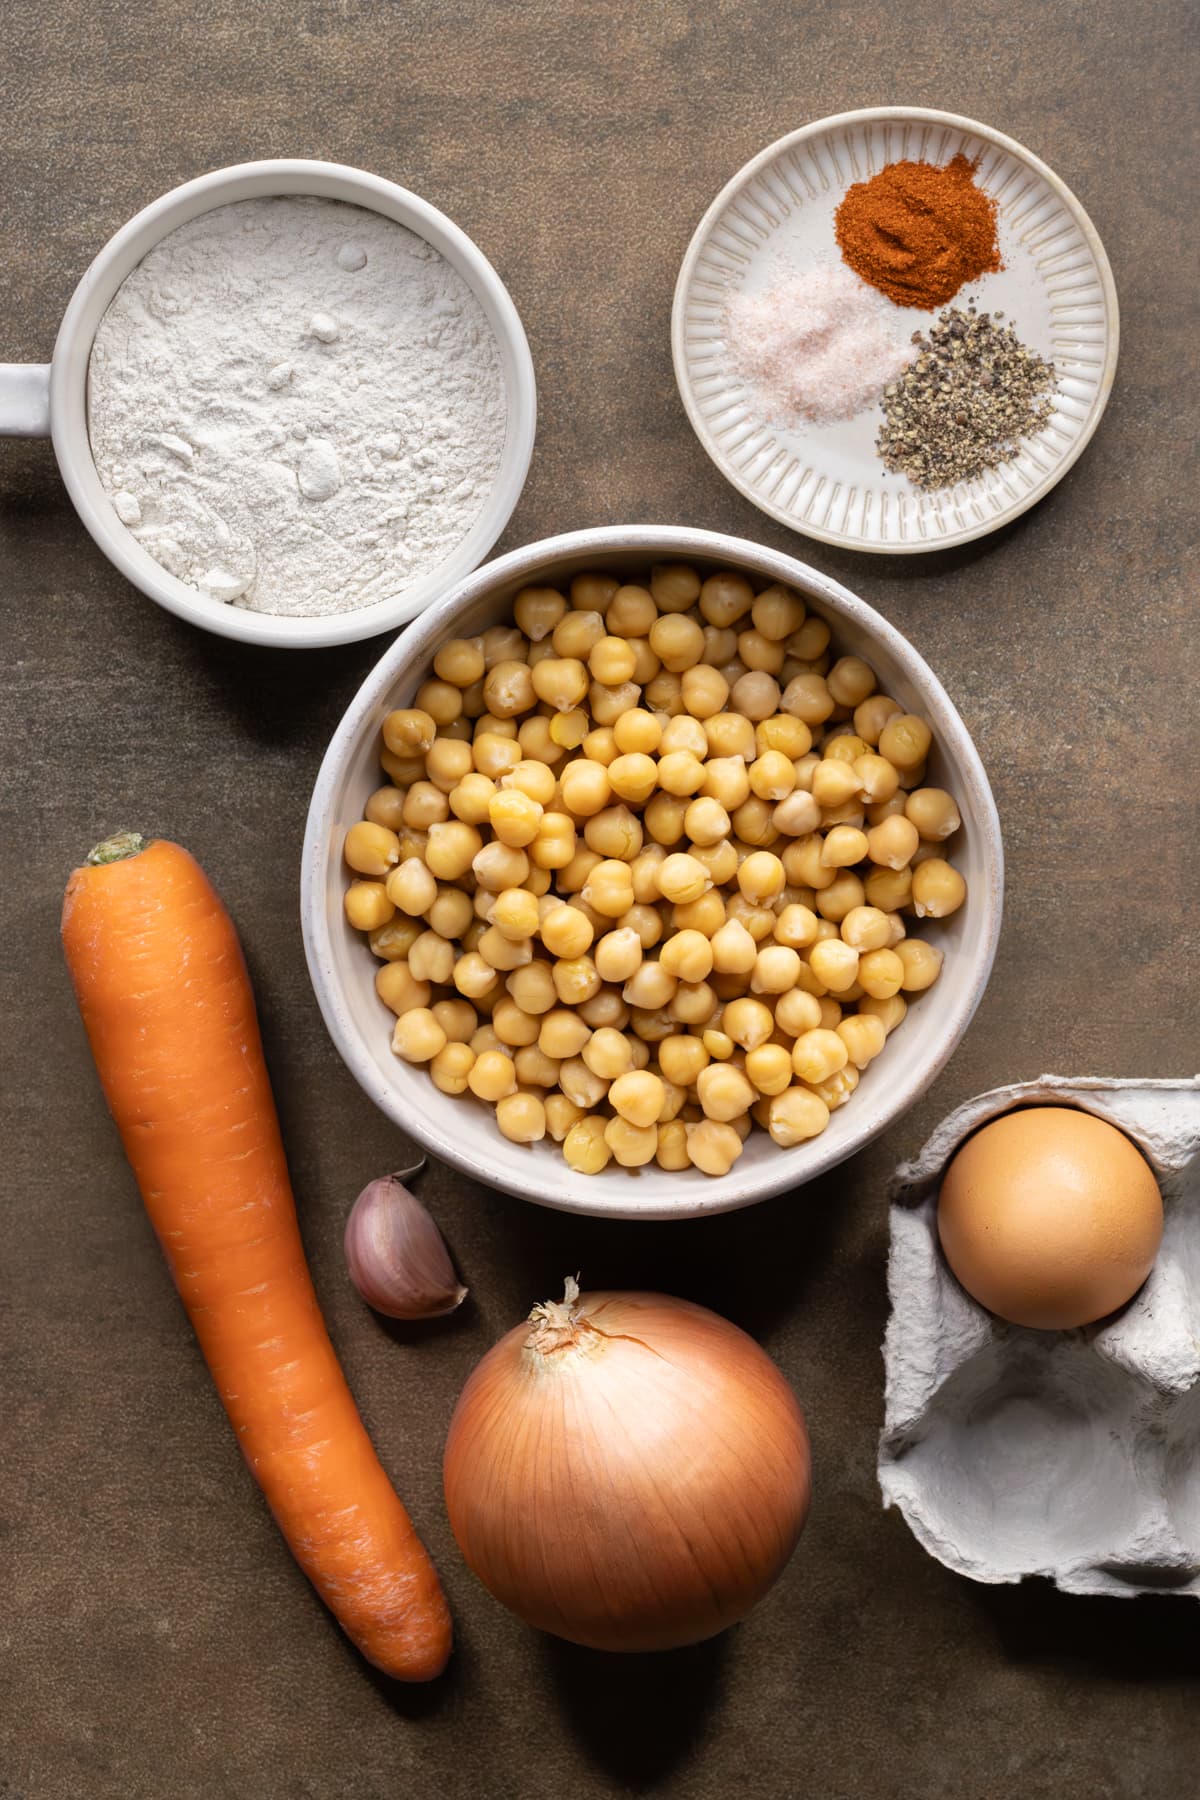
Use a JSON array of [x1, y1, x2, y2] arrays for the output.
[[878, 1074, 1200, 1599]]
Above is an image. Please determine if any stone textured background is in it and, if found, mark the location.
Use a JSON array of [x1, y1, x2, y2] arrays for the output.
[[2, 3, 1197, 1797]]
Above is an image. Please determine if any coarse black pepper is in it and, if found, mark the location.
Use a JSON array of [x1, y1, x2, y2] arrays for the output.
[[876, 307, 1056, 489]]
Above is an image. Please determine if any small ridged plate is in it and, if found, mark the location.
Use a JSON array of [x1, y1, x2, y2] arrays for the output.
[[672, 108, 1119, 554]]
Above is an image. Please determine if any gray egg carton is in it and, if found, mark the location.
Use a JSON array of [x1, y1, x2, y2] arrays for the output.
[[878, 1075, 1200, 1599]]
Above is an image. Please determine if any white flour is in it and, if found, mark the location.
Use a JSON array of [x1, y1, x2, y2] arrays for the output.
[[87, 197, 507, 617]]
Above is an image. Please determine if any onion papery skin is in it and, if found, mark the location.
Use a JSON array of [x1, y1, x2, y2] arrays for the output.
[[442, 1289, 811, 1652]]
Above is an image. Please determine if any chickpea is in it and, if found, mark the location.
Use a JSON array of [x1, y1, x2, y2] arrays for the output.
[[467, 1049, 518, 1102], [725, 893, 776, 942], [412, 680, 460, 729], [703, 713, 756, 762], [473, 732, 523, 780], [657, 852, 711, 905], [859, 993, 908, 1035], [490, 887, 540, 942], [449, 772, 496, 825], [721, 996, 775, 1051], [865, 864, 913, 912], [768, 1087, 831, 1147], [405, 929, 453, 986], [810, 758, 863, 809], [399, 783, 447, 832], [544, 1092, 586, 1142], [553, 955, 602, 1007], [773, 903, 819, 951], [555, 761, 608, 820], [648, 1119, 687, 1171], [654, 1035, 706, 1089], [345, 880, 395, 932], [838, 1014, 887, 1070], [905, 788, 962, 841], [344, 820, 401, 879], [695, 1062, 754, 1123], [549, 609, 604, 660], [736, 851, 785, 905], [375, 960, 432, 1017], [853, 753, 900, 805], [675, 795, 726, 848], [583, 803, 643, 861], [430, 1041, 477, 1096], [608, 710, 658, 758], [896, 938, 944, 991], [534, 1007, 589, 1061], [751, 944, 802, 995], [774, 987, 823, 1038], [622, 961, 677, 1009], [364, 786, 407, 833], [746, 583, 802, 642], [487, 994, 539, 1047], [620, 901, 664, 950], [382, 708, 436, 757], [379, 748, 424, 789], [681, 664, 730, 720], [643, 669, 684, 714], [668, 979, 718, 1027], [807, 1063, 860, 1110], [563, 1115, 612, 1174], [647, 613, 703, 672], [581, 859, 635, 919], [702, 1028, 735, 1061], [772, 790, 822, 837], [748, 750, 797, 802], [853, 693, 903, 746], [472, 841, 530, 893], [727, 670, 780, 722], [479, 660, 532, 719], [453, 951, 499, 1000], [477, 925, 533, 973], [540, 903, 595, 959], [605, 1069, 664, 1130], [791, 1028, 848, 1085], [809, 936, 860, 993], [506, 960, 559, 1016], [745, 1043, 794, 1097], [529, 812, 578, 871], [496, 1089, 548, 1144], [781, 836, 834, 891], [686, 1119, 744, 1175], [594, 926, 644, 983], [484, 789, 540, 850], [586, 993, 634, 1037], [825, 655, 876, 709], [605, 752, 657, 806], [736, 629, 784, 677], [911, 859, 967, 919], [840, 905, 892, 951], [878, 714, 933, 770], [549, 708, 589, 750], [603, 582, 655, 637], [820, 825, 869, 869], [698, 571, 754, 628], [390, 1007, 448, 1064], [866, 814, 920, 870], [576, 1026, 630, 1081], [650, 563, 701, 612], [691, 840, 738, 887], [602, 1116, 656, 1168], [781, 673, 836, 727], [368, 917, 422, 962]]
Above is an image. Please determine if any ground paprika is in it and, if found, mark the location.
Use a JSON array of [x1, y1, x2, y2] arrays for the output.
[[834, 153, 1001, 309]]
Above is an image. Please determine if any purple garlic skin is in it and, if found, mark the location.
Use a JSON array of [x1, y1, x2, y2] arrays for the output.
[[344, 1175, 468, 1320]]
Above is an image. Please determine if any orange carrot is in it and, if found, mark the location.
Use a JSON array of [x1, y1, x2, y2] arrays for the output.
[[61, 832, 451, 1681]]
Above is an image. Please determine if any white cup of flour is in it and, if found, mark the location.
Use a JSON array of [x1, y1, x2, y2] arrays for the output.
[[0, 160, 536, 648]]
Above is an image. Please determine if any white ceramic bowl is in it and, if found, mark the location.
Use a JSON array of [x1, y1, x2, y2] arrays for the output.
[[673, 107, 1118, 554], [0, 159, 536, 648], [302, 525, 1004, 1219]]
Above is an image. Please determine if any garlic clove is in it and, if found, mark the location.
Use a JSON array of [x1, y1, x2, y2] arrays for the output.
[[344, 1174, 467, 1320]]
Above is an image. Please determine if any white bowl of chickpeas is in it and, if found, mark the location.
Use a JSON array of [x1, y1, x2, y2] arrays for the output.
[[302, 525, 1002, 1218]]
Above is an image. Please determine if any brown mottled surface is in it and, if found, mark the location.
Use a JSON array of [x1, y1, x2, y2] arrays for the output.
[[2, 4, 1197, 1797]]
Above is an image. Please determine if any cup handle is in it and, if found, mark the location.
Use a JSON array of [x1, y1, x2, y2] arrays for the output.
[[0, 363, 52, 437]]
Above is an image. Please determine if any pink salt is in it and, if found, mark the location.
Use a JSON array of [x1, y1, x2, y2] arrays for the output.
[[724, 261, 914, 426]]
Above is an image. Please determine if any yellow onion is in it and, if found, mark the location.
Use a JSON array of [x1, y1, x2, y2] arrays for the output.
[[443, 1278, 811, 1651]]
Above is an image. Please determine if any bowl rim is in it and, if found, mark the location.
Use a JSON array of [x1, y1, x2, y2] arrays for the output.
[[50, 157, 537, 648], [301, 523, 1004, 1219], [671, 105, 1120, 556]]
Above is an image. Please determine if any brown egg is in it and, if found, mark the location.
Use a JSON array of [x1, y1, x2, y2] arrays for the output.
[[937, 1106, 1163, 1330]]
